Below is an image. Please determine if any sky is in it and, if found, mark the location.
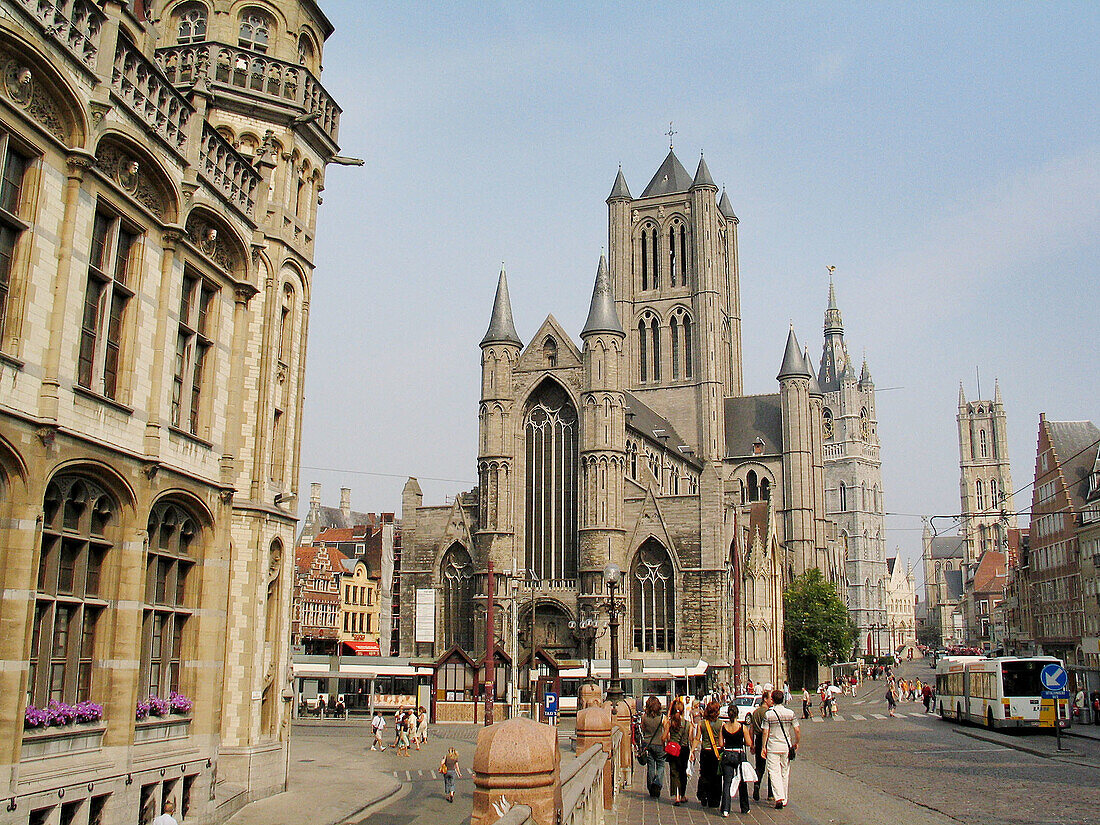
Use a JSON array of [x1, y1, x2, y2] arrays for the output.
[[299, 2, 1100, 586]]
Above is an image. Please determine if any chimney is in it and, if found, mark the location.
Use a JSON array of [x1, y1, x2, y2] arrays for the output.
[[310, 482, 322, 508], [340, 487, 351, 523]]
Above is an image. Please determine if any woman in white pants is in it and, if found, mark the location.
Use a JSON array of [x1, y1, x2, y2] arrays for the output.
[[760, 689, 801, 809]]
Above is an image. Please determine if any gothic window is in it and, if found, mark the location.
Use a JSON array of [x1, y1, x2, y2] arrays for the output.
[[822, 408, 833, 439], [650, 318, 661, 382], [650, 226, 660, 288], [682, 316, 692, 378], [0, 130, 33, 351], [979, 429, 988, 458], [638, 320, 647, 382], [631, 540, 674, 652], [172, 270, 217, 434], [640, 230, 649, 291], [670, 316, 680, 380], [238, 9, 272, 53], [141, 501, 199, 697], [990, 478, 999, 508], [760, 477, 771, 501], [79, 206, 140, 400], [524, 381, 578, 581], [297, 34, 316, 70], [746, 470, 759, 502], [668, 223, 687, 286], [976, 479, 985, 510], [839, 483, 848, 511], [542, 336, 558, 367], [441, 544, 474, 651], [176, 3, 208, 44], [30, 476, 115, 705], [859, 407, 870, 438], [627, 441, 638, 479]]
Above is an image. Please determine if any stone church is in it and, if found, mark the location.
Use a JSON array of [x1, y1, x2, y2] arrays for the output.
[[399, 150, 839, 688]]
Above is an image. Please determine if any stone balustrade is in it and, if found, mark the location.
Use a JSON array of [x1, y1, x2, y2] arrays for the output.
[[14, 0, 104, 68], [199, 123, 260, 217], [155, 42, 341, 143], [112, 35, 192, 153]]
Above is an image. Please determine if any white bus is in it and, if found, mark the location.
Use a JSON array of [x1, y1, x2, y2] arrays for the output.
[[935, 655, 1071, 730]]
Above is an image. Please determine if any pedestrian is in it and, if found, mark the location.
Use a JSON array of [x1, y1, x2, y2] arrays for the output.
[[696, 700, 724, 809], [317, 694, 326, 718], [719, 701, 751, 817], [416, 706, 429, 748], [760, 689, 800, 810], [1091, 692, 1100, 726], [885, 685, 898, 717], [749, 690, 774, 802], [397, 717, 411, 756], [393, 708, 405, 748], [639, 695, 668, 798], [152, 798, 178, 825], [922, 683, 934, 714], [371, 709, 386, 751], [801, 688, 811, 720], [440, 746, 460, 802], [334, 696, 347, 720], [666, 699, 692, 805]]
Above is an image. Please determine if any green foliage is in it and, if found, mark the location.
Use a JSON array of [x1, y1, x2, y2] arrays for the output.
[[783, 569, 858, 666]]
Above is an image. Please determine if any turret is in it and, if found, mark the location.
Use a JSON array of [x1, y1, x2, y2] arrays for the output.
[[804, 349, 829, 572], [778, 327, 814, 575]]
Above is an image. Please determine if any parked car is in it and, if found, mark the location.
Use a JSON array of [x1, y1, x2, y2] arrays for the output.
[[719, 694, 762, 723]]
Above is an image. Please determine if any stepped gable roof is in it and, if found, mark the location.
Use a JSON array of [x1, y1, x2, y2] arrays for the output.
[[481, 267, 522, 347], [928, 535, 966, 559], [1047, 419, 1100, 512], [294, 544, 349, 578], [944, 569, 964, 601], [581, 254, 624, 337], [778, 326, 811, 380], [724, 393, 783, 458], [624, 392, 703, 470], [607, 166, 632, 201], [640, 150, 694, 198], [692, 154, 717, 189]]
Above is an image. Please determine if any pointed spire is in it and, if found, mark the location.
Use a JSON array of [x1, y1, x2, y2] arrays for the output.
[[777, 326, 811, 380], [718, 187, 737, 221], [824, 277, 843, 334], [859, 355, 873, 386], [640, 149, 694, 197], [581, 254, 624, 337], [480, 267, 522, 347], [994, 378, 1003, 405], [607, 165, 632, 202], [958, 382, 967, 408], [804, 348, 823, 396], [691, 153, 717, 189]]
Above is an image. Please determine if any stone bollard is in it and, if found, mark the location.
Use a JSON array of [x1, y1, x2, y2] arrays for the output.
[[472, 717, 561, 825], [604, 696, 634, 786], [575, 705, 613, 809], [578, 681, 603, 709]]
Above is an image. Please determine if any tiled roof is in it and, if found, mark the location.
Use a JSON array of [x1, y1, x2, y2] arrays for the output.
[[724, 394, 783, 457], [1046, 419, 1100, 513], [625, 392, 703, 469], [972, 549, 1006, 594], [928, 535, 966, 560], [640, 150, 694, 198]]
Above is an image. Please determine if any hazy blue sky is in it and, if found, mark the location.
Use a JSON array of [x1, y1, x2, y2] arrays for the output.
[[301, 2, 1100, 584]]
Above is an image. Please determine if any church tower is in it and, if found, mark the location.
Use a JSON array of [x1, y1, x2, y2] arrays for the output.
[[818, 282, 889, 657], [958, 380, 1015, 566], [605, 150, 741, 462], [778, 328, 815, 576]]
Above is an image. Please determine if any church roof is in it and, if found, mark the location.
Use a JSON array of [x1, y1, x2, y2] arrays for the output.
[[777, 327, 811, 380], [692, 154, 717, 189], [859, 357, 873, 386], [581, 254, 624, 337], [624, 392, 703, 469], [607, 166, 632, 201], [886, 556, 897, 575], [640, 150, 695, 198], [724, 394, 783, 458], [972, 549, 1006, 595], [804, 349, 823, 396], [481, 267, 522, 347], [943, 569, 964, 601], [928, 535, 966, 560], [718, 188, 737, 220], [818, 280, 851, 393]]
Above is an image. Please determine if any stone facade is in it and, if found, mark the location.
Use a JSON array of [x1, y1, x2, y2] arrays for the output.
[[817, 282, 888, 656], [957, 383, 1015, 567], [885, 556, 917, 656], [398, 151, 837, 688], [0, 2, 340, 822]]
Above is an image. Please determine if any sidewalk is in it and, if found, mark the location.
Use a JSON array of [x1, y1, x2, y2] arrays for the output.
[[955, 726, 1100, 769]]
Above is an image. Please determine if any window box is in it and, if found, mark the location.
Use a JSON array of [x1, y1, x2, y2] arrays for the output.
[[21, 722, 106, 759], [134, 714, 191, 744]]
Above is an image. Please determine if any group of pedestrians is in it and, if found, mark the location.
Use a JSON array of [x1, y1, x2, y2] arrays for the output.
[[635, 689, 801, 815], [370, 706, 428, 754]]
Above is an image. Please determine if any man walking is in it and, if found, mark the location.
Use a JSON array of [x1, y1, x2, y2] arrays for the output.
[[371, 709, 387, 751], [922, 683, 934, 714], [761, 689, 800, 809], [749, 690, 774, 802]]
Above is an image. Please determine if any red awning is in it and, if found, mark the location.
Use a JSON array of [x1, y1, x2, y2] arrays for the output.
[[343, 641, 381, 656]]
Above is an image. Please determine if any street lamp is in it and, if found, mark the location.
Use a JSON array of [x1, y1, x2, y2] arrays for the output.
[[568, 610, 606, 682], [603, 563, 624, 708]]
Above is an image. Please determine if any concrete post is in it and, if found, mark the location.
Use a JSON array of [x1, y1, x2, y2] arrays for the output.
[[472, 718, 561, 825], [605, 697, 634, 787], [579, 682, 603, 709], [575, 705, 614, 809]]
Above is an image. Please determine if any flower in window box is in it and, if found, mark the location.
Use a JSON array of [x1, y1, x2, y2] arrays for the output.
[[147, 695, 171, 717], [24, 704, 50, 730], [168, 691, 194, 714], [73, 700, 105, 724], [136, 699, 151, 721], [45, 700, 77, 727]]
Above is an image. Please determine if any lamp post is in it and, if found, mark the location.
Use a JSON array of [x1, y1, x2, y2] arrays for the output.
[[568, 610, 607, 682], [604, 563, 624, 708]]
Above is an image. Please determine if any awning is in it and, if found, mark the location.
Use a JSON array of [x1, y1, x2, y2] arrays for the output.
[[342, 641, 381, 656]]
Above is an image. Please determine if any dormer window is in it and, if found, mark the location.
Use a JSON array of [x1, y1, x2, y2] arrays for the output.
[[752, 438, 765, 456]]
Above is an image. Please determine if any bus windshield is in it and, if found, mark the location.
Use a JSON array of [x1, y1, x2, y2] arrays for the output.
[[1001, 661, 1045, 697]]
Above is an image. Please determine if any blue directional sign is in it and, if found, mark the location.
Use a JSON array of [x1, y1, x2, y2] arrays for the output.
[[1040, 663, 1070, 698], [544, 691, 559, 716]]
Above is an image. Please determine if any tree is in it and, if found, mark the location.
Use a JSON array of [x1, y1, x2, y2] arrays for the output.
[[783, 569, 857, 689]]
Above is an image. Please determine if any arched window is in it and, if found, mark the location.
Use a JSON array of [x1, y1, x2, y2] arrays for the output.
[[297, 33, 315, 69], [650, 227, 660, 288], [542, 336, 558, 368], [979, 429, 988, 458], [640, 230, 648, 291], [669, 316, 680, 380], [441, 544, 474, 651], [678, 223, 688, 286], [30, 476, 116, 705], [239, 9, 272, 53], [990, 478, 999, 508], [261, 538, 283, 733], [176, 3, 208, 44], [0, 131, 33, 351], [746, 470, 759, 502], [650, 318, 661, 382], [628, 441, 638, 479], [142, 500, 200, 697], [760, 477, 771, 501], [682, 315, 692, 378], [839, 483, 848, 511], [524, 381, 578, 580], [631, 540, 674, 652], [976, 479, 985, 510], [278, 283, 294, 364], [638, 319, 647, 382], [668, 224, 679, 285]]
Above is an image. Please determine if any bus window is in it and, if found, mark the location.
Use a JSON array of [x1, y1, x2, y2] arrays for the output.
[[1002, 661, 1044, 697]]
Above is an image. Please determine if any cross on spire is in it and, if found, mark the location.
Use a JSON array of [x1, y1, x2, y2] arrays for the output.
[[666, 122, 677, 149]]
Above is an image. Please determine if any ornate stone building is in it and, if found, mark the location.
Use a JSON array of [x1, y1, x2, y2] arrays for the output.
[[885, 555, 917, 657], [399, 151, 837, 688], [817, 282, 889, 656], [0, 1, 341, 822], [958, 382, 1016, 566]]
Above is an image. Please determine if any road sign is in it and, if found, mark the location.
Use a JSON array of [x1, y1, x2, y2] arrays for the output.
[[544, 691, 559, 716], [1040, 663, 1069, 698]]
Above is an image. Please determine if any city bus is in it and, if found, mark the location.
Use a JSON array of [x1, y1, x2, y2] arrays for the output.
[[935, 655, 1071, 730]]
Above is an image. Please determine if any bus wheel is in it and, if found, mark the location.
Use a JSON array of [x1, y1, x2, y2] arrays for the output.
[[938, 702, 945, 719], [986, 708, 994, 729]]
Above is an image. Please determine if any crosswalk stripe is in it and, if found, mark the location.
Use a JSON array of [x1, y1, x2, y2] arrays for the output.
[[832, 715, 845, 721], [405, 770, 412, 781], [851, 714, 866, 720], [418, 770, 425, 777], [909, 713, 926, 718], [871, 713, 887, 719]]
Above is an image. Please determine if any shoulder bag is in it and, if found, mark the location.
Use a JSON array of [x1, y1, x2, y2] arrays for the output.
[[664, 718, 682, 758], [769, 709, 796, 760], [636, 716, 663, 766]]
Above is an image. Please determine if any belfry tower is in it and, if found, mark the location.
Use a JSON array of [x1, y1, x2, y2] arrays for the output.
[[957, 381, 1015, 566]]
